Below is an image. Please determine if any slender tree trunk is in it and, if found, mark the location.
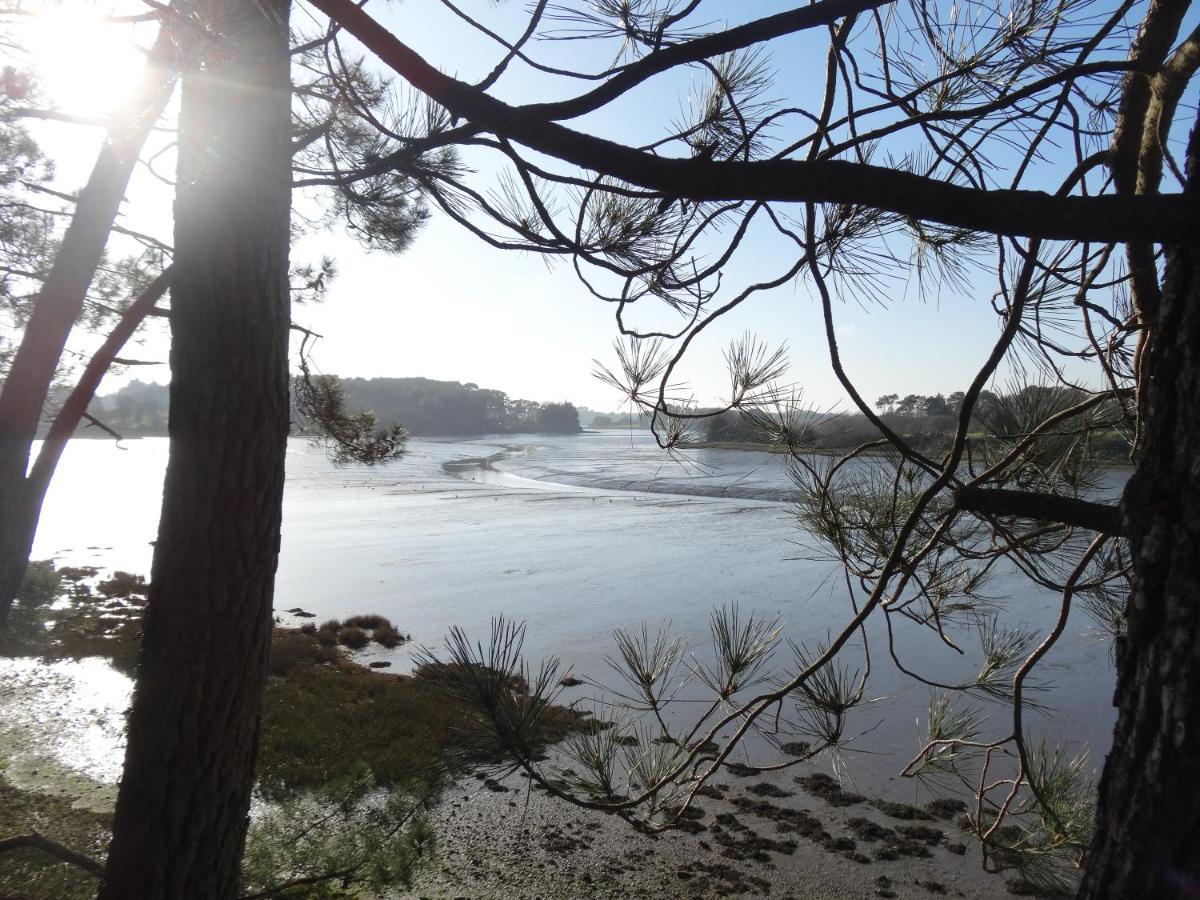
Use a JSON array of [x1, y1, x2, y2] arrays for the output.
[[0, 274, 170, 647], [0, 26, 177, 624], [0, 485, 33, 623], [25, 270, 171, 502], [1079, 128, 1200, 897], [98, 1, 292, 896]]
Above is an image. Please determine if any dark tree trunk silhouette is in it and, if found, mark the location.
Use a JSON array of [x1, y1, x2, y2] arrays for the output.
[[98, 0, 292, 895], [1079, 122, 1200, 899], [0, 26, 176, 625]]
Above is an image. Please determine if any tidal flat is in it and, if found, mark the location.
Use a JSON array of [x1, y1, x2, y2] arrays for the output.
[[34, 433, 1117, 777], [2, 432, 1122, 895]]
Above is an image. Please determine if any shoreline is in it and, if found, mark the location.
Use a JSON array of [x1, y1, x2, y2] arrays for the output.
[[2, 585, 1024, 899], [1, 649, 1019, 900], [7, 441, 1104, 897], [678, 439, 1137, 470]]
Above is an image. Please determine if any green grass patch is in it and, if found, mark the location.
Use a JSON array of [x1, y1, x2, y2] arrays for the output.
[[257, 629, 594, 800], [258, 635, 473, 799]]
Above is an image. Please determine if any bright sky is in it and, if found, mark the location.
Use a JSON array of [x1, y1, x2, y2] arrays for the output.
[[12, 0, 1087, 413]]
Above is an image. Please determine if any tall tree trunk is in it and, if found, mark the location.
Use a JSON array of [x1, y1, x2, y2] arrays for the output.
[[1079, 126, 1200, 897], [98, 1, 292, 896], [0, 26, 177, 625]]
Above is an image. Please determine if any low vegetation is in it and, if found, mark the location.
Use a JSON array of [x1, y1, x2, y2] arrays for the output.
[[0, 562, 145, 674], [258, 631, 469, 798], [308, 616, 412, 651], [1, 571, 596, 898]]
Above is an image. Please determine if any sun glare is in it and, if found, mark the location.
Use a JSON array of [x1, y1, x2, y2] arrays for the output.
[[20, 2, 146, 117]]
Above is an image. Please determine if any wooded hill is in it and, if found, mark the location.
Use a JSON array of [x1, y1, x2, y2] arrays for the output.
[[74, 377, 581, 437]]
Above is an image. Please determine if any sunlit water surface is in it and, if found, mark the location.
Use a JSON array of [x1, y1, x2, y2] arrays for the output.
[[6, 432, 1123, 795]]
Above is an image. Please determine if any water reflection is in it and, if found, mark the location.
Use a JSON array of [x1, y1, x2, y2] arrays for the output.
[[0, 656, 130, 808]]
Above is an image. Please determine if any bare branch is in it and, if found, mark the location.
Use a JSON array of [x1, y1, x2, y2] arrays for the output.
[[0, 832, 102, 876]]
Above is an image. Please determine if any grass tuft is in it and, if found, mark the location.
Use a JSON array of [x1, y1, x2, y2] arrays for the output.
[[344, 614, 391, 630], [339, 626, 370, 650]]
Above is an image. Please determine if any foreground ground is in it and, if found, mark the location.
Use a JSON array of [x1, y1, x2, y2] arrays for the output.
[[0, 568, 1027, 899], [401, 760, 1010, 900], [1, 643, 1019, 899]]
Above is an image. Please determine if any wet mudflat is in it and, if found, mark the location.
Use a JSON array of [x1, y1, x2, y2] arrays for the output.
[[6, 432, 1120, 896]]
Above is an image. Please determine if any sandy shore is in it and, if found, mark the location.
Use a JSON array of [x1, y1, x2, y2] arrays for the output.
[[402, 763, 1015, 900], [2, 651, 1021, 900]]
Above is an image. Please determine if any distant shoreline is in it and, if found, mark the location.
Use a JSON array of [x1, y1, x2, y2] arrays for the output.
[[45, 427, 588, 441], [679, 440, 870, 456], [680, 439, 1136, 468]]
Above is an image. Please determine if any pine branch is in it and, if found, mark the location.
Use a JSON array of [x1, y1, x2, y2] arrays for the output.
[[307, 0, 1198, 243], [954, 487, 1124, 536], [27, 269, 171, 501]]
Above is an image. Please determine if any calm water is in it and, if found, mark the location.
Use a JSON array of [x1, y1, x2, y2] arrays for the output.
[[17, 432, 1122, 793]]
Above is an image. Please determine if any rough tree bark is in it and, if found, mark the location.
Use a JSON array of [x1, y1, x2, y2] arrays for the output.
[[98, 0, 292, 896], [0, 25, 177, 624], [1079, 124, 1200, 897]]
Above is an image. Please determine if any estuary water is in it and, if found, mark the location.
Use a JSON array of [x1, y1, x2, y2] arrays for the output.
[[18, 431, 1122, 794]]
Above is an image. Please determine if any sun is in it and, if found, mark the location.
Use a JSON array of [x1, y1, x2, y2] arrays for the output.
[[18, 1, 150, 117]]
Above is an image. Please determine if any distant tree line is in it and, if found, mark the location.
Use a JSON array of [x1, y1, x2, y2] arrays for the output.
[[874, 391, 971, 418], [75, 377, 582, 438], [588, 409, 652, 428], [68, 381, 1131, 461], [314, 377, 580, 436], [86, 380, 170, 435], [701, 384, 1130, 460]]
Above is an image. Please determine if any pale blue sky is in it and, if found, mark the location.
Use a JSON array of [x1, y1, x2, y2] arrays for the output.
[[286, 0, 1031, 412], [18, 0, 1129, 412]]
